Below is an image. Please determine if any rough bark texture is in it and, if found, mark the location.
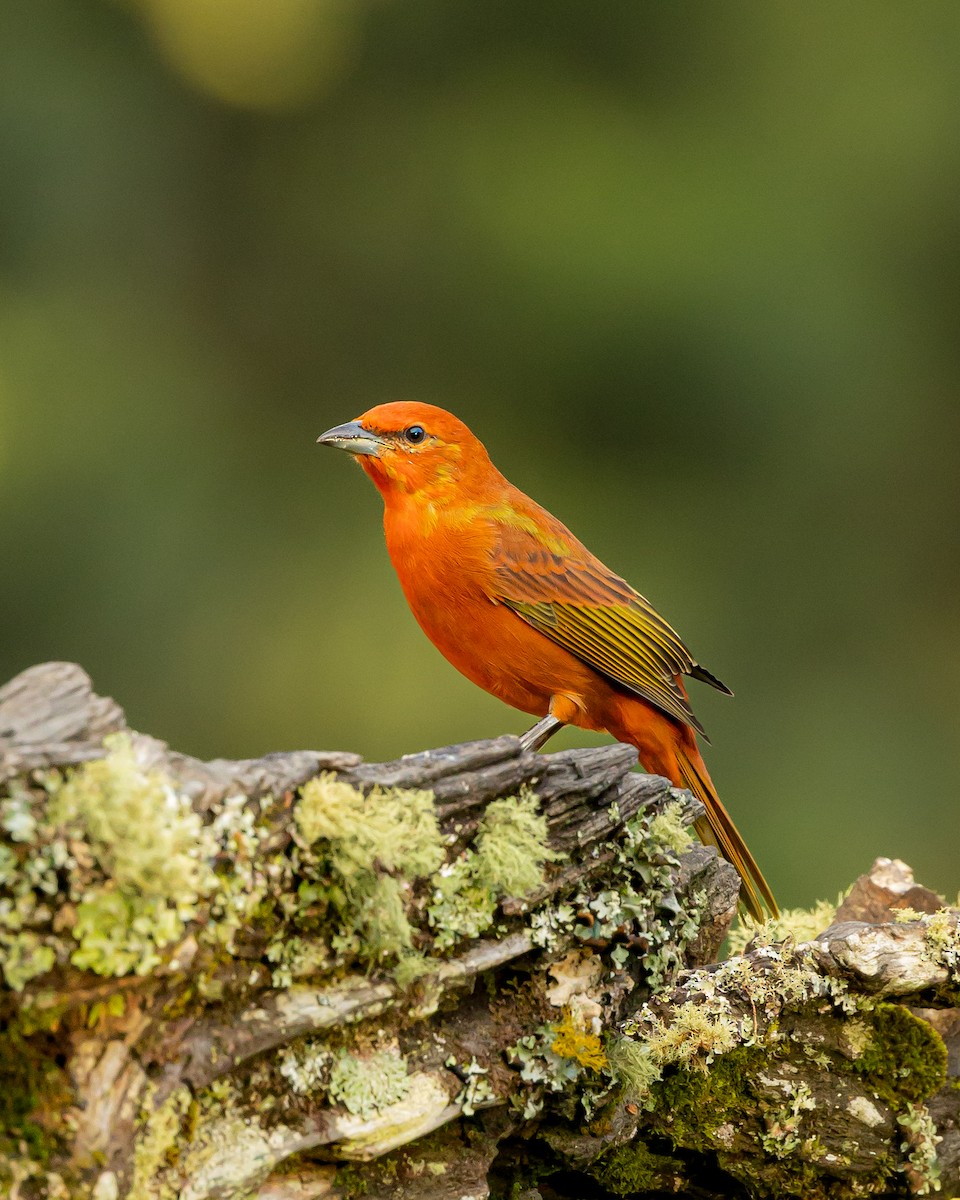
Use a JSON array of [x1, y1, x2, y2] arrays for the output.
[[0, 663, 957, 1200]]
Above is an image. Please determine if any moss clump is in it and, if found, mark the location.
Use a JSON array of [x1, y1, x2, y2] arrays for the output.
[[652, 1045, 766, 1149], [855, 1003, 947, 1106], [327, 1048, 412, 1119], [473, 790, 557, 898], [295, 774, 444, 968], [427, 788, 556, 951], [591, 1139, 684, 1195], [47, 736, 211, 901]]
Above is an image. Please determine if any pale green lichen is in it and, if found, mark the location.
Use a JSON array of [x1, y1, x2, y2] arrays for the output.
[[528, 803, 703, 990], [1, 934, 55, 992], [427, 855, 496, 950], [726, 897, 839, 956], [758, 1080, 816, 1157], [71, 889, 189, 977], [898, 1102, 942, 1195], [129, 1085, 190, 1200], [327, 1048, 411, 1119], [648, 799, 694, 856], [1, 737, 226, 986], [473, 788, 557, 897], [265, 936, 332, 989], [296, 774, 443, 877], [921, 908, 960, 973], [278, 1037, 330, 1095], [447, 1056, 496, 1115]]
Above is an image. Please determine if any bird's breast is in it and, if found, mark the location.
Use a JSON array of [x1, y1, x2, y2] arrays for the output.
[[381, 500, 605, 720]]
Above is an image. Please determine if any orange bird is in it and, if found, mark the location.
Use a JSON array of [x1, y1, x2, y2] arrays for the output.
[[318, 402, 776, 920]]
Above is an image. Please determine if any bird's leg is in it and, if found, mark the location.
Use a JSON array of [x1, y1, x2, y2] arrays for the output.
[[518, 714, 565, 753]]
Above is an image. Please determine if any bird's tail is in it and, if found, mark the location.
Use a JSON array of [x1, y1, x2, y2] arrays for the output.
[[673, 742, 778, 922]]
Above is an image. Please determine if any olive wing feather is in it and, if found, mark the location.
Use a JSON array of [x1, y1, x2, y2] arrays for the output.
[[489, 522, 729, 736]]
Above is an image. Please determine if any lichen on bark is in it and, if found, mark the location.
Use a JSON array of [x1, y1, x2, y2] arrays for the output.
[[1, 663, 958, 1200]]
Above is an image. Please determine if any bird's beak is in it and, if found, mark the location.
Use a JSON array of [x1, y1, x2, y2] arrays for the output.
[[316, 420, 385, 458]]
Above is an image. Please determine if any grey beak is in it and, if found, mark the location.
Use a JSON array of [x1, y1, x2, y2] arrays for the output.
[[316, 420, 385, 457]]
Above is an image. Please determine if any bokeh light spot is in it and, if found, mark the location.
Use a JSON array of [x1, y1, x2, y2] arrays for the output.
[[138, 0, 359, 110]]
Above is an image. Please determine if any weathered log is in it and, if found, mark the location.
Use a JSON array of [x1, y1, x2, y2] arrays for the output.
[[0, 663, 957, 1200]]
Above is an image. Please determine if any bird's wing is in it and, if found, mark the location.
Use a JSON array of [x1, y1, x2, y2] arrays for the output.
[[488, 511, 729, 735]]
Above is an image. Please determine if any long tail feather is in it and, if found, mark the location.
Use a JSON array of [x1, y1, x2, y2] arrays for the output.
[[675, 745, 778, 922]]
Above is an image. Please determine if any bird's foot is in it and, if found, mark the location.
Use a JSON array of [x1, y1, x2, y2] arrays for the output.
[[518, 715, 565, 753]]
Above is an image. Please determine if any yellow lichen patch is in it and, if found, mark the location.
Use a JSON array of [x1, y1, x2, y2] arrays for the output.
[[550, 1008, 608, 1072]]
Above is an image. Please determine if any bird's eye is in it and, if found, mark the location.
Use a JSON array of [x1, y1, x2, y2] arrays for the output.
[[403, 424, 426, 445]]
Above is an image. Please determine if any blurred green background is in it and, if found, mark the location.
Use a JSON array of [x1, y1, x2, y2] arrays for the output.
[[1, 0, 958, 908]]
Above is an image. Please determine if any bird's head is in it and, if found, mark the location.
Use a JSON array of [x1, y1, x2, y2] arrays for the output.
[[317, 401, 491, 498]]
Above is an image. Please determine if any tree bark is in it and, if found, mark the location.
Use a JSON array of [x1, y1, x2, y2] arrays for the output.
[[0, 663, 956, 1200]]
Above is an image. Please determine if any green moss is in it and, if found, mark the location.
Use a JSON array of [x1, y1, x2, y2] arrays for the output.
[[334, 1163, 370, 1197], [0, 1025, 70, 1166], [652, 1046, 767, 1150], [327, 1048, 411, 1119], [855, 1003, 947, 1106], [591, 1140, 683, 1195]]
